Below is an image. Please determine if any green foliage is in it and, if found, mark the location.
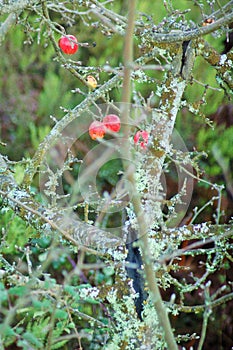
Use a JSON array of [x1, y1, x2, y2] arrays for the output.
[[1, 0, 233, 349], [197, 124, 233, 177], [97, 158, 122, 187], [0, 272, 107, 349], [38, 71, 72, 118], [29, 122, 51, 150], [0, 282, 8, 303], [0, 209, 35, 254]]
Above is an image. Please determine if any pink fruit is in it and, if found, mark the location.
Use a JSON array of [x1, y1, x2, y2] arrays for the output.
[[103, 114, 121, 133], [58, 35, 78, 55], [89, 121, 106, 140], [133, 130, 149, 149]]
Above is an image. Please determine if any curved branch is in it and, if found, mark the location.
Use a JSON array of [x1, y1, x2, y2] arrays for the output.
[[0, 0, 31, 14], [0, 155, 121, 253], [200, 39, 233, 90], [158, 223, 233, 264], [168, 292, 233, 314], [0, 12, 20, 45], [150, 8, 233, 44]]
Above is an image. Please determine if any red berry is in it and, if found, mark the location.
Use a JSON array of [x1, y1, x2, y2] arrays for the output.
[[89, 121, 106, 140], [133, 130, 149, 149], [103, 114, 121, 133], [58, 35, 78, 55]]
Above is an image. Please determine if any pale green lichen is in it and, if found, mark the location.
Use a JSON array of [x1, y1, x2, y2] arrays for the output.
[[105, 289, 142, 349]]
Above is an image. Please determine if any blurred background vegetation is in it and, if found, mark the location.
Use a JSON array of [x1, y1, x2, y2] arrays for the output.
[[0, 0, 233, 349]]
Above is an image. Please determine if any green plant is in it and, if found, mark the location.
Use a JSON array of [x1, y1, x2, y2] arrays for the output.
[[0, 1, 233, 349]]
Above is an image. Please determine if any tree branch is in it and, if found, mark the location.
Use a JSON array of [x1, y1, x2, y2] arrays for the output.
[[149, 7, 233, 44], [121, 1, 179, 349], [0, 155, 121, 252], [167, 292, 233, 314], [0, 12, 20, 45]]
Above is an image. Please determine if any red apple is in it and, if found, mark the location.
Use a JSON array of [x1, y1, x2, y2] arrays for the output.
[[89, 121, 106, 140], [58, 35, 78, 55], [133, 130, 149, 149], [103, 114, 121, 133]]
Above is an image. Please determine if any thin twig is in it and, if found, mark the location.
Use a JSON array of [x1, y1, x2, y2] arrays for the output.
[[0, 188, 102, 255], [0, 12, 20, 45], [150, 9, 233, 43], [169, 292, 233, 314], [121, 1, 178, 349]]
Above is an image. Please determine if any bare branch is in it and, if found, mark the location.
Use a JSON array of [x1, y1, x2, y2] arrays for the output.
[[0, 12, 20, 45], [149, 7, 233, 44], [0, 155, 121, 252]]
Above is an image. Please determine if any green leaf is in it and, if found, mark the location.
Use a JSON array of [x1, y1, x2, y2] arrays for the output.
[[32, 299, 52, 311], [98, 159, 122, 186], [84, 297, 99, 305], [51, 339, 69, 350], [8, 286, 28, 297], [0, 210, 34, 254], [23, 331, 44, 348], [0, 283, 8, 303], [54, 309, 68, 320]]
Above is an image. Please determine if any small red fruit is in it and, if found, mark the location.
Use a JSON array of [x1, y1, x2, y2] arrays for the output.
[[58, 35, 78, 55], [103, 114, 121, 133], [133, 130, 149, 149], [89, 121, 106, 140]]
